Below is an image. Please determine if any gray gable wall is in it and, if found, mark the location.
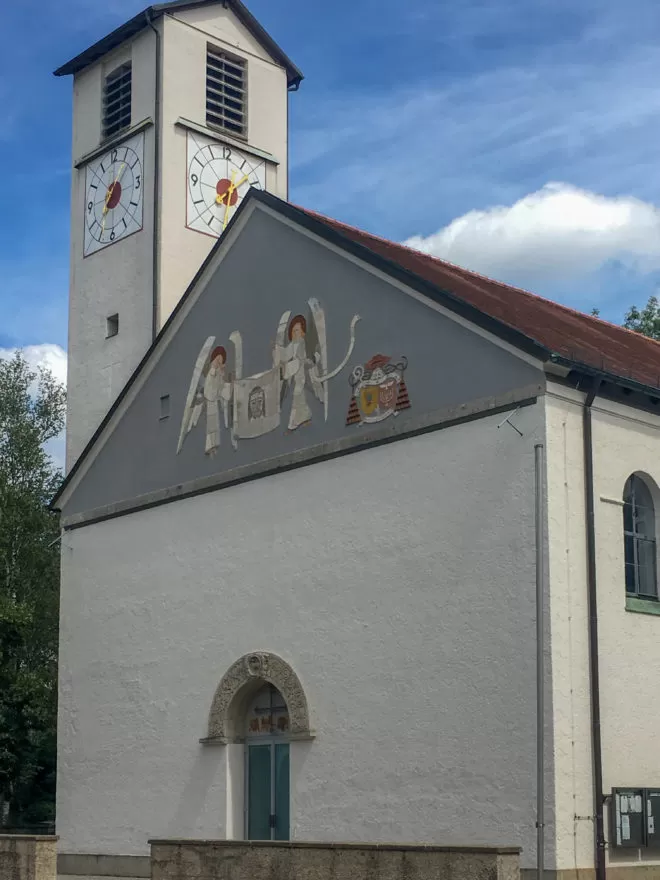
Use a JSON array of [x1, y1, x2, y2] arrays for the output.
[[61, 206, 544, 519]]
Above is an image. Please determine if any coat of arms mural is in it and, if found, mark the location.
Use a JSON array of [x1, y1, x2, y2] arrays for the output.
[[346, 354, 411, 426], [177, 299, 361, 455]]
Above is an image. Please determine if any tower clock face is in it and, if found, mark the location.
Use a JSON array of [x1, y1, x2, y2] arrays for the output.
[[186, 131, 266, 238], [83, 131, 144, 257]]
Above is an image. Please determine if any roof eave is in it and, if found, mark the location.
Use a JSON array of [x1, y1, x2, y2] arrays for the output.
[[549, 354, 660, 399], [254, 191, 553, 364], [54, 8, 151, 77], [53, 0, 303, 86]]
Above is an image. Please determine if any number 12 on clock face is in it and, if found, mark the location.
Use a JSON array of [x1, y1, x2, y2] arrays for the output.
[[186, 131, 266, 238]]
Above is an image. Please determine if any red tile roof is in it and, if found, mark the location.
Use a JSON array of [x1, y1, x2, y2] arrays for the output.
[[301, 206, 660, 392]]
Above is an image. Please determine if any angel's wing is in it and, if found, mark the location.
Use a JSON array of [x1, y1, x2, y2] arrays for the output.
[[307, 298, 328, 417], [176, 336, 215, 454], [275, 310, 292, 403]]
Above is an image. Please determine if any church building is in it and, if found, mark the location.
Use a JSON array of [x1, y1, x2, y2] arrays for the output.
[[52, 3, 660, 880]]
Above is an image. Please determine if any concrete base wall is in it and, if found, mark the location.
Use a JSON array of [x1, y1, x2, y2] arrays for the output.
[[56, 855, 148, 878], [150, 840, 521, 880], [0, 837, 57, 880]]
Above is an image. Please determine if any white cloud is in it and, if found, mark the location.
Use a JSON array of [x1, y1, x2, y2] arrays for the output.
[[402, 183, 660, 286], [0, 344, 67, 387], [291, 35, 660, 240]]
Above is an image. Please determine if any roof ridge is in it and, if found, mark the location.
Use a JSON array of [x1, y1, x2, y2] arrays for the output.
[[297, 204, 660, 351]]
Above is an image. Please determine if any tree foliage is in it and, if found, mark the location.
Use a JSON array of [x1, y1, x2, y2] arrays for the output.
[[623, 295, 660, 341], [0, 352, 65, 827]]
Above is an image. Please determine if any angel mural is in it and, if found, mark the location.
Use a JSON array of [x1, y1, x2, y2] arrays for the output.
[[176, 299, 360, 455], [274, 299, 360, 433], [177, 338, 233, 457]]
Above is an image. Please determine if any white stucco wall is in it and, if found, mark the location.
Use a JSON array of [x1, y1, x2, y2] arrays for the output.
[[593, 396, 660, 872], [545, 386, 597, 874], [57, 403, 552, 867], [545, 383, 660, 873]]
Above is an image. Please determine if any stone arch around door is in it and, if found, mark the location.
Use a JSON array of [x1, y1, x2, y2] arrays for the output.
[[203, 652, 315, 744]]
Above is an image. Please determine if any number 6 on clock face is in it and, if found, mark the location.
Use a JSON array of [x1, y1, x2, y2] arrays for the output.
[[185, 130, 266, 238], [83, 130, 144, 257]]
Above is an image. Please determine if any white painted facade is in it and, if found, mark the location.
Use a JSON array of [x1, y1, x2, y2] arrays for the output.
[[545, 382, 660, 876], [64, 3, 290, 470], [57, 404, 549, 865], [56, 380, 660, 875]]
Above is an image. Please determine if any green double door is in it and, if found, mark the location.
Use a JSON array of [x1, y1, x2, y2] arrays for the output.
[[246, 742, 290, 840]]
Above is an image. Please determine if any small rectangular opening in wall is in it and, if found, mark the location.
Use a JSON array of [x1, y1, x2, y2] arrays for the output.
[[106, 314, 119, 338], [160, 395, 170, 420]]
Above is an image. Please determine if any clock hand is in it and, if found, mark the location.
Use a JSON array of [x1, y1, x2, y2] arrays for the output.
[[232, 172, 251, 192], [223, 170, 237, 229]]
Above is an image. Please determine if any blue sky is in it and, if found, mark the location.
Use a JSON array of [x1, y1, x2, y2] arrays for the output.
[[2, 0, 660, 374]]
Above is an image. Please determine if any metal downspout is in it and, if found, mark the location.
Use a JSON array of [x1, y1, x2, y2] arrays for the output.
[[145, 9, 162, 340], [535, 443, 546, 880], [583, 376, 606, 880]]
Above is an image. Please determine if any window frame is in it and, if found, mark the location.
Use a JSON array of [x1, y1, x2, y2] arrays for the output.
[[205, 43, 248, 140], [623, 473, 658, 600], [102, 61, 132, 141]]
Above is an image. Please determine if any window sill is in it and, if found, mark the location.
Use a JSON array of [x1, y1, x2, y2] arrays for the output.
[[626, 596, 660, 616], [175, 117, 279, 165], [73, 117, 153, 169]]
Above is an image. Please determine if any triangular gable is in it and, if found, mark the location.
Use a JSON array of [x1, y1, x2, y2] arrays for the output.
[[53, 192, 545, 521]]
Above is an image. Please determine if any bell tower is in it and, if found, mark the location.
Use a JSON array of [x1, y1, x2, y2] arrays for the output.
[[55, 0, 302, 469]]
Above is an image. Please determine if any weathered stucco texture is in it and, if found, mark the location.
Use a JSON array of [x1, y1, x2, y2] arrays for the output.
[[57, 402, 552, 867], [149, 840, 521, 880], [0, 837, 57, 880]]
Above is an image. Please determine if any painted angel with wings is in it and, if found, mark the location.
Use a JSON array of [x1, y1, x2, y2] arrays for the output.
[[275, 298, 360, 432], [177, 337, 233, 457]]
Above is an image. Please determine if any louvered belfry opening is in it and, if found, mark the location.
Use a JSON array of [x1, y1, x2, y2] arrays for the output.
[[206, 45, 246, 136], [103, 62, 132, 139]]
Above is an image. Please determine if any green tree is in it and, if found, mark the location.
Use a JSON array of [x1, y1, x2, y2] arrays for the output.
[[0, 352, 65, 828], [623, 295, 660, 340]]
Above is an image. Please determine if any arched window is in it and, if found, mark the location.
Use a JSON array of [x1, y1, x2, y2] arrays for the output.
[[623, 474, 658, 599], [245, 683, 290, 841]]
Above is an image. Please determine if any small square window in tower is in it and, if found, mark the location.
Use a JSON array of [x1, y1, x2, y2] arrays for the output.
[[206, 46, 246, 137], [103, 63, 132, 139], [106, 314, 119, 339]]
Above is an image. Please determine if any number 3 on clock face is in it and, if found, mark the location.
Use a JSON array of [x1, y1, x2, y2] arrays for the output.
[[83, 130, 144, 257], [186, 130, 266, 238]]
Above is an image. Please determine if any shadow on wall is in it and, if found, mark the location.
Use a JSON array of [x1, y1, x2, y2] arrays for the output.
[[165, 750, 224, 838]]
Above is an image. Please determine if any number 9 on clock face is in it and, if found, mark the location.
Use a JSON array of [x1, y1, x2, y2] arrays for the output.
[[186, 130, 266, 238], [83, 130, 144, 257]]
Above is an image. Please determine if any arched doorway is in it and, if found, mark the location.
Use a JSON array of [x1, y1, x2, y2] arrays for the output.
[[203, 652, 314, 841]]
